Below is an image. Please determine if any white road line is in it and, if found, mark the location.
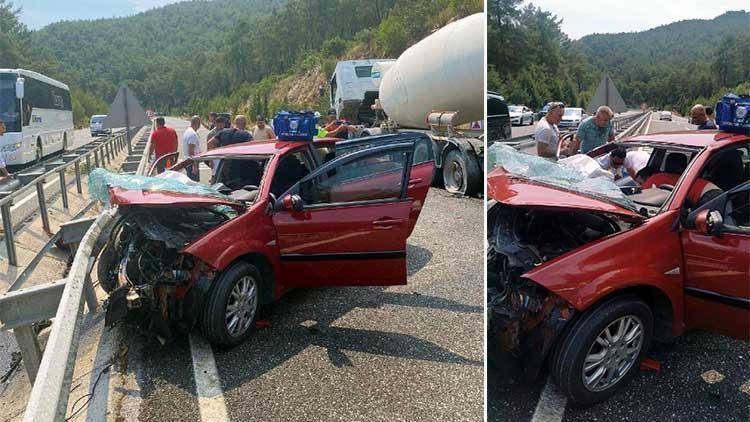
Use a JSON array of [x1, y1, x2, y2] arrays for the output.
[[644, 113, 653, 134], [189, 333, 229, 422], [530, 379, 567, 422]]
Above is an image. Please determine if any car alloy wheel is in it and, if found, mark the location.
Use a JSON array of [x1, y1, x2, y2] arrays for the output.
[[225, 275, 258, 338], [582, 315, 644, 392]]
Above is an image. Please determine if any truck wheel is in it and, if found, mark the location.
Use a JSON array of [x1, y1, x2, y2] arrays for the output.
[[549, 295, 653, 404], [201, 261, 260, 348], [443, 149, 480, 196]]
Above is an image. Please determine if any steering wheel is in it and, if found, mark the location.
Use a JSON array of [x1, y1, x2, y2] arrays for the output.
[[242, 185, 259, 191], [657, 184, 675, 191]]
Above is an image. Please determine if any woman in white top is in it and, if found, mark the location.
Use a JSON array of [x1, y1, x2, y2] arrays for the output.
[[251, 115, 275, 140]]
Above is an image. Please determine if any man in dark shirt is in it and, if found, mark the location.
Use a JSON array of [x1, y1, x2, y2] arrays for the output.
[[148, 117, 178, 173], [690, 104, 717, 130], [207, 115, 253, 149]]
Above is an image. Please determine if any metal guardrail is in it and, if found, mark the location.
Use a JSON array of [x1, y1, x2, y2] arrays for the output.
[[489, 111, 651, 150], [0, 125, 150, 421], [0, 128, 132, 267]]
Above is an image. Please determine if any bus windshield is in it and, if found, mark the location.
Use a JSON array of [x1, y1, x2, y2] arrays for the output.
[[0, 75, 21, 132]]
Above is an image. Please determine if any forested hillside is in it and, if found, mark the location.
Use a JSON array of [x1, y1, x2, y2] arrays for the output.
[[23, 0, 480, 120], [488, 1, 749, 113], [1, 0, 107, 127]]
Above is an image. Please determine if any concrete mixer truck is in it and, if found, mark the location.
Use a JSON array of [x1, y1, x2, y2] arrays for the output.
[[328, 13, 484, 196]]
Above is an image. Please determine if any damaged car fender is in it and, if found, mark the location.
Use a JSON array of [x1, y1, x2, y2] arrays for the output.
[[183, 199, 283, 295], [523, 209, 686, 337]]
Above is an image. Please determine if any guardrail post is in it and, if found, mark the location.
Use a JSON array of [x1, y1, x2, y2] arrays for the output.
[[14, 326, 42, 383], [83, 273, 97, 312], [85, 154, 91, 174], [1, 202, 17, 266], [74, 161, 82, 194], [58, 170, 68, 209], [35, 182, 50, 233], [93, 148, 100, 168]]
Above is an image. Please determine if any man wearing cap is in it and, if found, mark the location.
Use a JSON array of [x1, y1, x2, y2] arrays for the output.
[[251, 115, 275, 140]]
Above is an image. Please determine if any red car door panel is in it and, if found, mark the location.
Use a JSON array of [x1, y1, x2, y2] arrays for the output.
[[682, 222, 750, 340], [274, 200, 412, 287], [272, 142, 416, 288]]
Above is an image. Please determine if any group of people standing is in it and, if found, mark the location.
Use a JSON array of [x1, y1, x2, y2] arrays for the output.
[[147, 113, 276, 181]]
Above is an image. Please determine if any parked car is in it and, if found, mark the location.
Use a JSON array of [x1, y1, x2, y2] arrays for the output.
[[487, 92, 511, 143], [97, 133, 434, 347], [488, 130, 749, 404], [90, 114, 110, 136], [558, 107, 585, 129], [509, 105, 534, 126], [660, 110, 672, 121]]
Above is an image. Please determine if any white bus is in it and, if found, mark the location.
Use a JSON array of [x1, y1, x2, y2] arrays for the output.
[[0, 69, 74, 166]]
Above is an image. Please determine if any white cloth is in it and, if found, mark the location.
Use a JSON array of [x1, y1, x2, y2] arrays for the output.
[[182, 127, 202, 160]]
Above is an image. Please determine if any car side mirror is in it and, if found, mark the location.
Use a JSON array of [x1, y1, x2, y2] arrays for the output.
[[688, 209, 724, 237], [277, 194, 303, 212]]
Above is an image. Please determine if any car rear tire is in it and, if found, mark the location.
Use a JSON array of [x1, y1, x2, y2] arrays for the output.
[[549, 294, 653, 404], [443, 148, 480, 197], [201, 261, 261, 348]]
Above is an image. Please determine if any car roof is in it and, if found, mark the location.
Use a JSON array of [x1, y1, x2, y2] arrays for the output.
[[622, 130, 749, 149], [200, 138, 336, 157], [198, 132, 427, 158]]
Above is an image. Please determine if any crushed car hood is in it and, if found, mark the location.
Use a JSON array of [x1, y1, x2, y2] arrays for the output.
[[88, 168, 244, 210], [487, 143, 644, 220], [108, 187, 244, 209]]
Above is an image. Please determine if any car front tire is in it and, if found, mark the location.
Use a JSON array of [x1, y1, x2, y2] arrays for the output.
[[549, 294, 653, 404], [201, 261, 261, 348]]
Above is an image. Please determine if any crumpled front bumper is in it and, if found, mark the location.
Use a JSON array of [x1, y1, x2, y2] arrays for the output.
[[487, 280, 576, 384]]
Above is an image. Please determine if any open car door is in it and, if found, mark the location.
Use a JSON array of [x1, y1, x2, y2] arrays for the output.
[[336, 133, 434, 234], [272, 142, 417, 287]]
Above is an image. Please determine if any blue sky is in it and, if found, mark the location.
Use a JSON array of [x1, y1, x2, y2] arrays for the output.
[[15, 0, 181, 29], [527, 0, 749, 39]]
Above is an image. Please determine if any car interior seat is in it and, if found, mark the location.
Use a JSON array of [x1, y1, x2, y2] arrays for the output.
[[664, 153, 687, 174]]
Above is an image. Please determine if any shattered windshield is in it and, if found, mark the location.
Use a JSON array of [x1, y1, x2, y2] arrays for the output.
[[488, 143, 638, 211], [89, 168, 236, 206]]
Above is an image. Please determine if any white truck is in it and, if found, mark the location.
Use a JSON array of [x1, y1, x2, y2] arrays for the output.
[[329, 13, 484, 196]]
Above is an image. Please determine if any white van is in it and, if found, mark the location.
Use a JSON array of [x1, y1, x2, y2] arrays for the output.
[[90, 114, 109, 136]]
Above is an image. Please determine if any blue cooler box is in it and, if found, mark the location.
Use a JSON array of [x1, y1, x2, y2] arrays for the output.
[[274, 111, 316, 141], [716, 94, 750, 134]]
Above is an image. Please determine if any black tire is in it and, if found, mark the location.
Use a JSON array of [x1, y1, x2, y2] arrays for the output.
[[442, 148, 480, 197], [96, 241, 120, 293], [201, 261, 261, 348], [549, 294, 653, 404]]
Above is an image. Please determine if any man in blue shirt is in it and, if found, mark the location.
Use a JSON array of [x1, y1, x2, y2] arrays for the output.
[[573, 106, 615, 154], [207, 115, 253, 149]]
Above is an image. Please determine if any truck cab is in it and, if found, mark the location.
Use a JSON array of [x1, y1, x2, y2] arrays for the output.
[[330, 59, 395, 126]]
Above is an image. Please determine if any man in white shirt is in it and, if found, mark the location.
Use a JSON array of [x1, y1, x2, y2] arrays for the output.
[[598, 147, 650, 180], [182, 115, 203, 181], [535, 102, 564, 159]]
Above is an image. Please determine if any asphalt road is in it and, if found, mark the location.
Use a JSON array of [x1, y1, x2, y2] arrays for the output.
[[488, 112, 750, 422], [113, 188, 484, 421]]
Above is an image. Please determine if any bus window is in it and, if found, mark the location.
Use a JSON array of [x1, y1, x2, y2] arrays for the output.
[[0, 77, 21, 133]]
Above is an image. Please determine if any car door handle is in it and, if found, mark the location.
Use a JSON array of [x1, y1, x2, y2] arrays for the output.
[[372, 218, 405, 230], [408, 178, 423, 188]]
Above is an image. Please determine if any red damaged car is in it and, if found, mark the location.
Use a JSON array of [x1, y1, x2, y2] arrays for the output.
[[96, 133, 434, 347], [487, 130, 749, 404]]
